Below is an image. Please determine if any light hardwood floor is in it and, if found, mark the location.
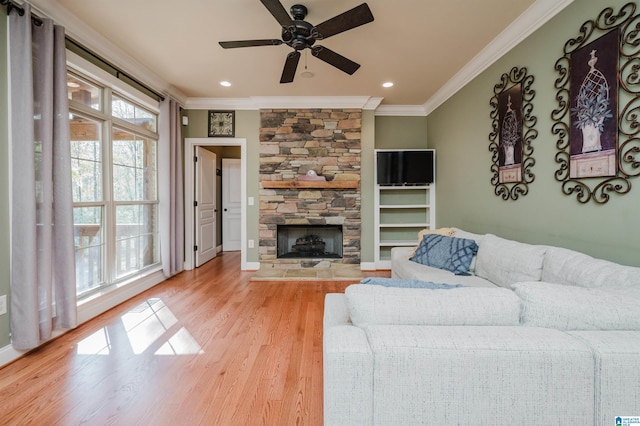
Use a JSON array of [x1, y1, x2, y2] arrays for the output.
[[0, 253, 388, 425]]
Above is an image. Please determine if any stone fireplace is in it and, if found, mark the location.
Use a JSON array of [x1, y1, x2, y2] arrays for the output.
[[259, 109, 361, 270]]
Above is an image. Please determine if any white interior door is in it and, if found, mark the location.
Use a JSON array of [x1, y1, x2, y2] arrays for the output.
[[222, 158, 242, 251], [195, 147, 217, 267]]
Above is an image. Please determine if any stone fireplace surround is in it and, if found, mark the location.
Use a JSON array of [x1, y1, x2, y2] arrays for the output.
[[258, 109, 361, 270]]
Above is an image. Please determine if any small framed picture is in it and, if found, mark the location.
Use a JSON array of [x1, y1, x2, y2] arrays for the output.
[[208, 110, 235, 137]]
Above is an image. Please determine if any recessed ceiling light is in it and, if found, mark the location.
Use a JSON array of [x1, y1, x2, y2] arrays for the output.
[[220, 81, 232, 87], [382, 82, 394, 88]]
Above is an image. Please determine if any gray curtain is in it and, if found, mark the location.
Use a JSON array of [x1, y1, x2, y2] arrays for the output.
[[9, 4, 77, 350], [159, 98, 185, 277]]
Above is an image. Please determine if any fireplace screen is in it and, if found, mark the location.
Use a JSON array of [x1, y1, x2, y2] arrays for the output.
[[277, 225, 343, 258]]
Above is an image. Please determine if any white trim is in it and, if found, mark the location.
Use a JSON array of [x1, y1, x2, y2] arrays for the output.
[[29, 0, 187, 104], [185, 96, 383, 110], [184, 138, 248, 271], [0, 269, 165, 368], [360, 262, 377, 271], [423, 0, 574, 115], [77, 269, 165, 324], [245, 262, 260, 271], [375, 105, 428, 117], [67, 51, 159, 113]]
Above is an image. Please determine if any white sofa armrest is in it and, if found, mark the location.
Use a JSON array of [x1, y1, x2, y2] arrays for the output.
[[323, 325, 374, 426], [324, 293, 351, 328]]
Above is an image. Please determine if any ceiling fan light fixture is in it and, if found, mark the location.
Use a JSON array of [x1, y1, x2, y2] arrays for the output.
[[218, 1, 374, 83], [382, 82, 394, 88], [220, 81, 232, 87]]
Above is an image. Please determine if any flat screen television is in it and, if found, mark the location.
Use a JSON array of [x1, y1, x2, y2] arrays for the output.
[[376, 150, 435, 186]]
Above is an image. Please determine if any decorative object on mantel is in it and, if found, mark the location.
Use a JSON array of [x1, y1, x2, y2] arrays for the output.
[[488, 66, 537, 200], [297, 169, 326, 181], [552, 3, 640, 204]]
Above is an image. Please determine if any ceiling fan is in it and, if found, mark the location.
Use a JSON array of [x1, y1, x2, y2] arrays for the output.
[[218, 0, 374, 83]]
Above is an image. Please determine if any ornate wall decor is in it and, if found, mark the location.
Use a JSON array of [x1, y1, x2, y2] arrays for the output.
[[489, 67, 537, 200], [552, 3, 640, 204]]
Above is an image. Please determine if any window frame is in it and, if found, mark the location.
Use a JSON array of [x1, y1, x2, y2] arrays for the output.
[[67, 54, 161, 299]]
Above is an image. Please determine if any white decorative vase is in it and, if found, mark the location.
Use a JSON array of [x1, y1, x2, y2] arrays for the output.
[[504, 145, 515, 166], [581, 123, 602, 153]]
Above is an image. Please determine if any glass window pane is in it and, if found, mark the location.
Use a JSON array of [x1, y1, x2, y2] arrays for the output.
[[112, 95, 157, 132], [115, 204, 158, 278], [113, 130, 157, 201], [74, 206, 103, 294], [67, 73, 101, 110], [70, 115, 102, 203]]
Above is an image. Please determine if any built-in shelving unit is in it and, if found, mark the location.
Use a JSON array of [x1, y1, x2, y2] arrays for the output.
[[374, 150, 436, 269]]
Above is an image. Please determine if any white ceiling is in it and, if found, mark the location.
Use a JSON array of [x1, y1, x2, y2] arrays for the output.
[[30, 0, 572, 109]]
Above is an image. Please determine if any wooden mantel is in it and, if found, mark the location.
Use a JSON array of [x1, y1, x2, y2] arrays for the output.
[[261, 180, 359, 189]]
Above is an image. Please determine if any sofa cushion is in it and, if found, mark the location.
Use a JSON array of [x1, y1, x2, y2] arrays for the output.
[[451, 228, 485, 274], [390, 247, 498, 288], [475, 234, 546, 287], [408, 227, 457, 257], [410, 234, 478, 275], [345, 284, 521, 327], [567, 330, 640, 425], [513, 281, 640, 330], [542, 246, 640, 289], [365, 325, 594, 426]]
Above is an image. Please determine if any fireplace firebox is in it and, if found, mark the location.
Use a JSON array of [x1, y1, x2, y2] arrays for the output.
[[277, 225, 343, 259]]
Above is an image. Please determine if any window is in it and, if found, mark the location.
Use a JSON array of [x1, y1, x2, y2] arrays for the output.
[[68, 71, 159, 297]]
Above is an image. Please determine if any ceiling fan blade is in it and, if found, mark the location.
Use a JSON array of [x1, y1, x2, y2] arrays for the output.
[[280, 51, 301, 83], [312, 3, 374, 40], [260, 0, 294, 27], [219, 39, 283, 49], [312, 46, 360, 75]]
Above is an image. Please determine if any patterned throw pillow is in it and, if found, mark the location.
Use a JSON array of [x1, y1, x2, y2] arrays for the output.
[[410, 234, 478, 275]]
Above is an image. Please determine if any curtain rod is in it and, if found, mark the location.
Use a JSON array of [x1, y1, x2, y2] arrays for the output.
[[1, 0, 42, 25], [65, 38, 165, 102], [2, 0, 165, 102]]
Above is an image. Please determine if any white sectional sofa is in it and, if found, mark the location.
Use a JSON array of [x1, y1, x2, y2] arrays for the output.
[[323, 229, 640, 425]]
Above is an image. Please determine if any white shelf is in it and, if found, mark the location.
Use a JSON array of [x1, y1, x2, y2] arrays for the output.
[[379, 241, 417, 247], [380, 223, 430, 228], [374, 149, 436, 269], [379, 204, 429, 209]]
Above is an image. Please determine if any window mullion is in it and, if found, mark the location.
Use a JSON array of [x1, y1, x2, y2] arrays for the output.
[[103, 110, 116, 286]]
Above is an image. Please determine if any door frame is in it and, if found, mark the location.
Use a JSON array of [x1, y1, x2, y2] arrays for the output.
[[184, 137, 247, 270]]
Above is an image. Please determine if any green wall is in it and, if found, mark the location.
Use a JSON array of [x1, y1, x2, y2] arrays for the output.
[[183, 109, 261, 263], [0, 15, 10, 347], [428, 0, 640, 267], [375, 116, 428, 149]]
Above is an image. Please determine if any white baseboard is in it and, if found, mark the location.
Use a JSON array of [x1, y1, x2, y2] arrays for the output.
[[360, 262, 377, 271], [77, 269, 165, 324], [244, 261, 260, 271], [0, 269, 166, 368], [0, 341, 27, 368]]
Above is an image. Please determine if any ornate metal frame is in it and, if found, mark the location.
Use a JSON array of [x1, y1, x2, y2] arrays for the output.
[[552, 3, 640, 204], [489, 67, 537, 200]]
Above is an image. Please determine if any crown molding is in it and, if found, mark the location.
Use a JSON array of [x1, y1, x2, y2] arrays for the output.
[[422, 0, 574, 115], [185, 96, 384, 110], [375, 105, 427, 117], [29, 0, 187, 104]]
